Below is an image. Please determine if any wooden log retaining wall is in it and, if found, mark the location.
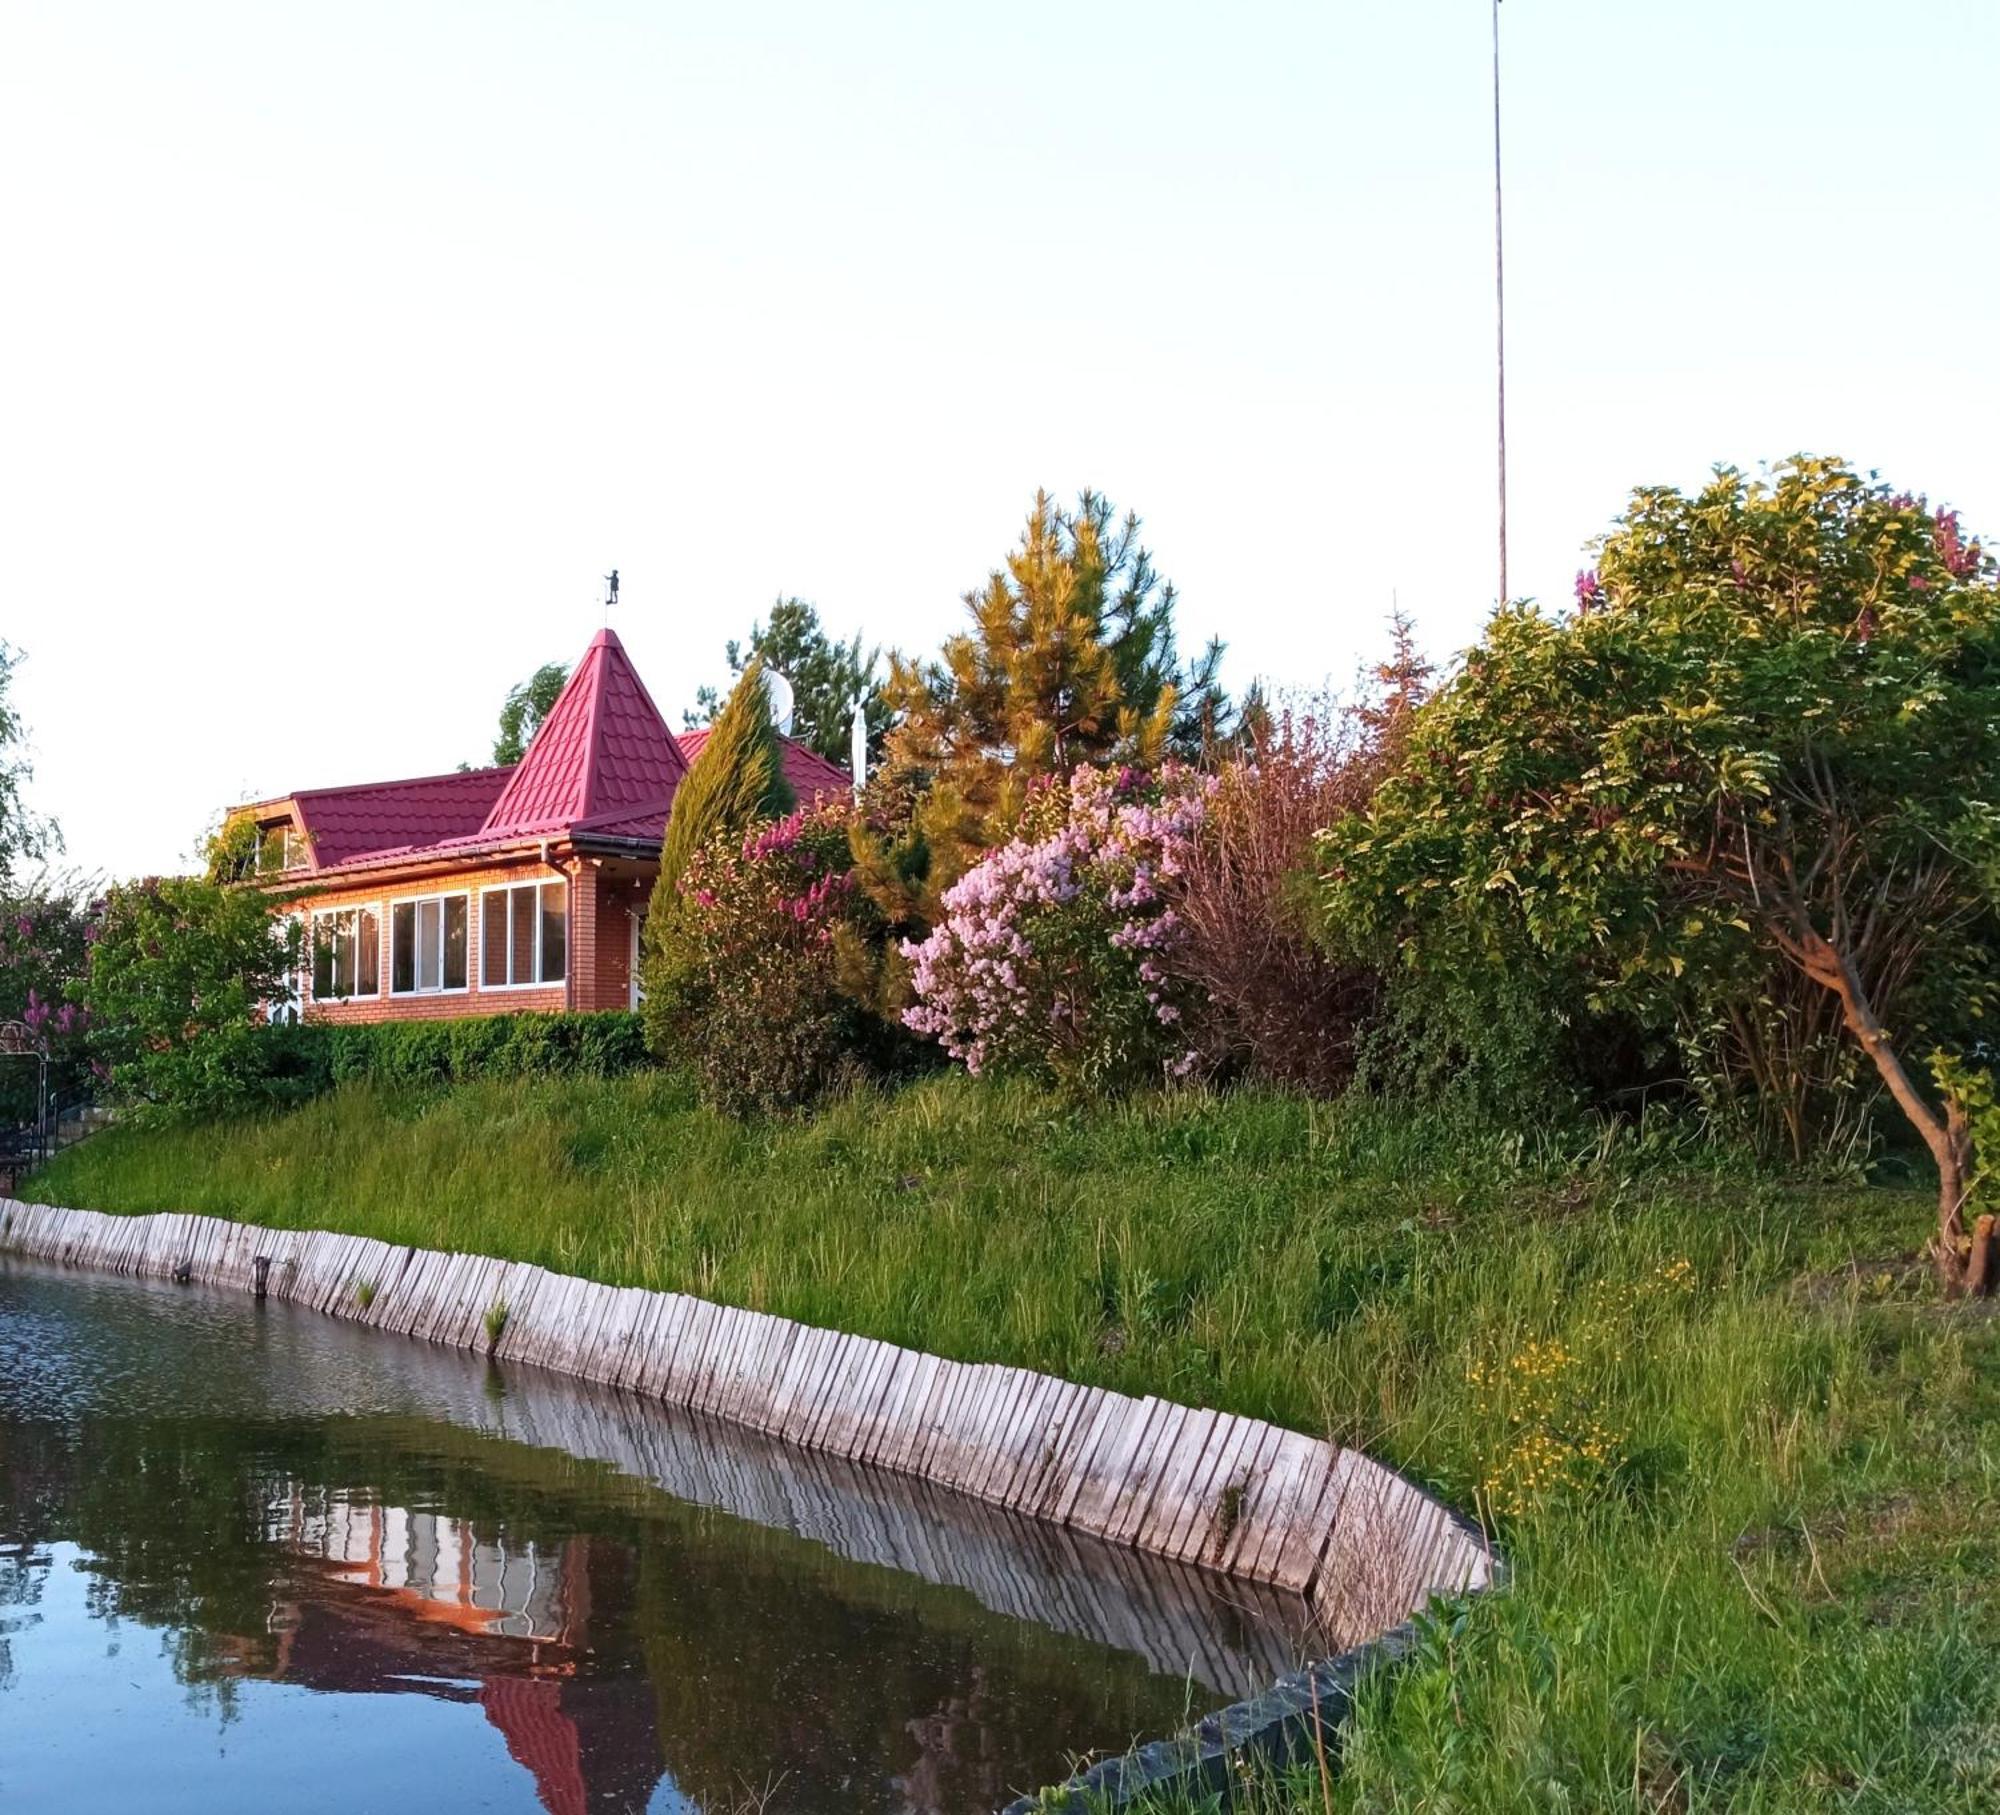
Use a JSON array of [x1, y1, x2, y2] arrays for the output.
[[363, 1343, 1321, 1702], [0, 1199, 1493, 1642]]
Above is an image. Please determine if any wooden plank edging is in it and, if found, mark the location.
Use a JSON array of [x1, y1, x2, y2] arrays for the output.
[[0, 1198, 1496, 1648]]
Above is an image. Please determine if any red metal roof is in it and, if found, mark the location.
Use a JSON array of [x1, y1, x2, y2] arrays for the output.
[[569, 733, 850, 845], [263, 630, 855, 876], [291, 766, 515, 870], [478, 629, 688, 840], [677, 728, 854, 801]]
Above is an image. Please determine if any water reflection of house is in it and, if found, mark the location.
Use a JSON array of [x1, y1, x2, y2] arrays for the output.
[[242, 1485, 665, 1815]]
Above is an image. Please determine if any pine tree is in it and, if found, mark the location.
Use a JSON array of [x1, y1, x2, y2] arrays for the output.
[[846, 491, 1230, 1014], [685, 598, 888, 767], [879, 489, 1227, 851]]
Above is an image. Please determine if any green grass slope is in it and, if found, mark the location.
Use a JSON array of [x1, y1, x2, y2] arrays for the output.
[[23, 1075, 2000, 1810]]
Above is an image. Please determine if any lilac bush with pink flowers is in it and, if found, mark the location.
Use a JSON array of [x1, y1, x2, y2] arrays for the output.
[[902, 764, 1212, 1091]]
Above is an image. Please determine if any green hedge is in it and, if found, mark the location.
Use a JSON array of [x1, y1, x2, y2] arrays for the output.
[[323, 1011, 652, 1088], [130, 1012, 656, 1117], [101, 1007, 652, 1119]]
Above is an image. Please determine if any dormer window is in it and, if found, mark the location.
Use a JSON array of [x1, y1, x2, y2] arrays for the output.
[[257, 822, 303, 874]]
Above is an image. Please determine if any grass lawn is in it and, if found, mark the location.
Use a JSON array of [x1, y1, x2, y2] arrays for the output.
[[23, 1073, 2000, 1809]]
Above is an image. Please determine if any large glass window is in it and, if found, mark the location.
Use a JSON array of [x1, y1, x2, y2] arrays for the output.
[[391, 894, 468, 995], [311, 906, 380, 1000], [482, 881, 566, 987]]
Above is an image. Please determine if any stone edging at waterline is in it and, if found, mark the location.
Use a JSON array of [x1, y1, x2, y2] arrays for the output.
[[0, 1198, 1497, 1803]]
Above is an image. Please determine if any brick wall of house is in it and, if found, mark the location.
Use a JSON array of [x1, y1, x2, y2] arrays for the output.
[[569, 863, 602, 1014], [288, 854, 657, 1024], [293, 860, 573, 1025], [589, 862, 654, 1012]]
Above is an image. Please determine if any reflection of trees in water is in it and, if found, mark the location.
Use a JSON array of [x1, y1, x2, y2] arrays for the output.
[[0, 1537, 53, 1693], [0, 1408, 1197, 1814], [3, 1416, 279, 1705], [625, 1532, 1185, 1813]]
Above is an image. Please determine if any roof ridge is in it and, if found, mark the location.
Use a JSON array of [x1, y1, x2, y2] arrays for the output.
[[575, 638, 611, 821]]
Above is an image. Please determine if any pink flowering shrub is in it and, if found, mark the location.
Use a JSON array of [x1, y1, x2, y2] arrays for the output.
[[902, 765, 1212, 1091], [646, 801, 907, 1115]]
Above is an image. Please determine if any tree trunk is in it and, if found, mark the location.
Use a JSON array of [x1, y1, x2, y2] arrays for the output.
[[1966, 1214, 1999, 1299], [1800, 932, 1980, 1294]]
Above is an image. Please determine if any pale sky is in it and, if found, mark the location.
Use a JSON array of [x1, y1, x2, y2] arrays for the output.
[[5, 1, 1996, 882]]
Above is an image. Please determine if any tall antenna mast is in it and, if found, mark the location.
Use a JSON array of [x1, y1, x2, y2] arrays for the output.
[[1492, 0, 1509, 607]]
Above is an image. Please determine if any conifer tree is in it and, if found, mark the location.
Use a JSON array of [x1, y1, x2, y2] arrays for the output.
[[1353, 608, 1434, 755], [685, 598, 888, 767], [880, 490, 1228, 849], [642, 661, 795, 1057], [657, 660, 794, 897], [849, 491, 1230, 1013]]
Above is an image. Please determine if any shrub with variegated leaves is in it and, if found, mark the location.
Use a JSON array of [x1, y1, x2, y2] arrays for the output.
[[901, 764, 1212, 1092]]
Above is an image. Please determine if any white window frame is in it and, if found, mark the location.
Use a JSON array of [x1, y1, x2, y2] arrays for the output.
[[310, 903, 382, 1001], [255, 822, 303, 875], [263, 913, 305, 1024], [479, 878, 568, 991], [389, 890, 471, 997]]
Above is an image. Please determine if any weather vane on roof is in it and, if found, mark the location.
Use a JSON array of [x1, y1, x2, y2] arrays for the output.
[[603, 568, 619, 625]]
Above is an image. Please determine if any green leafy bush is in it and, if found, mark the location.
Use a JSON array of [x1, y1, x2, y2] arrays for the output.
[[85, 845, 302, 1117], [93, 1010, 650, 1119], [1316, 457, 2000, 1285], [325, 1011, 649, 1088]]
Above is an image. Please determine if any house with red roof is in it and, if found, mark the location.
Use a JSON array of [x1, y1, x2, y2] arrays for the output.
[[233, 628, 850, 1022]]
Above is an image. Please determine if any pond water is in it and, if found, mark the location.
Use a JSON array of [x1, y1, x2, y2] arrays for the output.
[[0, 1260, 1315, 1814]]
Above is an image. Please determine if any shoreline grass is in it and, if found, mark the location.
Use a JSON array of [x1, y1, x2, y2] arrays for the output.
[[23, 1075, 2000, 1808]]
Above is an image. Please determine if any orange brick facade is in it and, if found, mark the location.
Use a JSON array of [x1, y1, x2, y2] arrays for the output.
[[290, 853, 655, 1024]]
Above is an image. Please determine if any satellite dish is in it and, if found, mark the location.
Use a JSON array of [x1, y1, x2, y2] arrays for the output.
[[763, 668, 796, 736]]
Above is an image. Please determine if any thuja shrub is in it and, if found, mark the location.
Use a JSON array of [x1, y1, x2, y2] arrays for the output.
[[649, 803, 898, 1116], [902, 764, 1211, 1093]]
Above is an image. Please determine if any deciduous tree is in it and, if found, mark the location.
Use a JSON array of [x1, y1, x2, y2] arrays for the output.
[[84, 822, 302, 1113], [1316, 458, 2000, 1289], [0, 641, 58, 882], [492, 661, 570, 766]]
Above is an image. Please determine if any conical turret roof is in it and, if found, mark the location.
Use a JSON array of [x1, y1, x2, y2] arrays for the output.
[[479, 629, 689, 840]]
